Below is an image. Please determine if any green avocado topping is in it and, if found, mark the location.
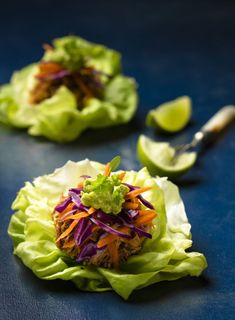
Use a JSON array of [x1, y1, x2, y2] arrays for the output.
[[80, 174, 129, 214]]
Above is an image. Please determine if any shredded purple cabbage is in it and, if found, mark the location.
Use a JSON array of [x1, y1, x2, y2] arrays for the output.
[[133, 226, 152, 239], [74, 218, 93, 246], [68, 191, 89, 212], [59, 208, 77, 221], [76, 241, 97, 262], [96, 210, 120, 224], [124, 209, 139, 219], [118, 210, 152, 238], [123, 183, 154, 209], [69, 187, 83, 195], [79, 175, 91, 179], [118, 217, 133, 228], [90, 217, 132, 239], [117, 211, 133, 226], [76, 240, 106, 262], [137, 194, 154, 209], [123, 183, 138, 191], [55, 197, 72, 213]]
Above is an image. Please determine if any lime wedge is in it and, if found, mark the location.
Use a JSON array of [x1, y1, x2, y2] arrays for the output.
[[137, 135, 197, 179], [146, 96, 192, 132]]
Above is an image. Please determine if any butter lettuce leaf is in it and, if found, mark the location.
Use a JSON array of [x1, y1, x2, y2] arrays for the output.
[[8, 160, 207, 299], [43, 35, 121, 75], [0, 36, 137, 142]]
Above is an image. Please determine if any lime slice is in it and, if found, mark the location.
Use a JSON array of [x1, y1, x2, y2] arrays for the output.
[[137, 135, 197, 179], [146, 96, 192, 132]]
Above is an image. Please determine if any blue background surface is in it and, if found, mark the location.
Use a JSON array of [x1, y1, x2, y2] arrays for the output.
[[0, 1, 235, 319]]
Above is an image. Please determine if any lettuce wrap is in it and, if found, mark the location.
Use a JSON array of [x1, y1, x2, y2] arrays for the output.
[[0, 36, 137, 142], [8, 160, 207, 299]]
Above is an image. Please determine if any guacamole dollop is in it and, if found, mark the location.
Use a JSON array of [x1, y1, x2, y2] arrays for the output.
[[80, 174, 129, 214]]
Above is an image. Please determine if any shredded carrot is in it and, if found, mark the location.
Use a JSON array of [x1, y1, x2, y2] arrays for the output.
[[89, 225, 100, 242], [58, 203, 75, 218], [132, 197, 139, 204], [62, 211, 88, 221], [88, 207, 96, 215], [135, 212, 157, 226], [97, 226, 129, 248], [42, 43, 53, 52], [92, 225, 99, 232], [103, 162, 111, 176], [97, 234, 117, 248], [56, 220, 79, 242], [125, 186, 152, 199], [138, 210, 157, 217], [62, 239, 75, 248], [107, 241, 119, 269], [118, 171, 126, 181], [59, 211, 74, 221], [123, 201, 139, 209], [38, 62, 63, 75], [59, 194, 66, 201], [62, 207, 95, 221], [77, 181, 84, 188]]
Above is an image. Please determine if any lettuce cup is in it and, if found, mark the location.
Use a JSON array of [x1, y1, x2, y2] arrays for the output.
[[8, 158, 207, 299], [0, 36, 137, 142]]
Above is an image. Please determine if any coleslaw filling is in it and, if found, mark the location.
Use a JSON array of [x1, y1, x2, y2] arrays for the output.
[[30, 60, 108, 108], [53, 159, 157, 269]]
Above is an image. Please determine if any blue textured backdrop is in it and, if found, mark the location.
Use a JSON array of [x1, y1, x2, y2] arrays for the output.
[[0, 1, 235, 319]]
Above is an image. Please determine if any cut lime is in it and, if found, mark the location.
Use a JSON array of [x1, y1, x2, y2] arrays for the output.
[[146, 96, 192, 133], [137, 135, 197, 179]]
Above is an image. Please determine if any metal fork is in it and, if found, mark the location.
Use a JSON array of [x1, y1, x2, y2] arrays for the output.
[[175, 105, 235, 155]]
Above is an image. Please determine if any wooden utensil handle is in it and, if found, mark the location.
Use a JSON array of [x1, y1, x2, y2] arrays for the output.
[[201, 105, 235, 134]]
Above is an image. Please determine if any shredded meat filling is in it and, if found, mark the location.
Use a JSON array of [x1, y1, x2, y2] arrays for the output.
[[29, 62, 104, 109], [53, 211, 144, 269]]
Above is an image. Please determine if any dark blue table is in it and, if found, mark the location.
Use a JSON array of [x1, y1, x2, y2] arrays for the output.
[[0, 1, 235, 319]]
